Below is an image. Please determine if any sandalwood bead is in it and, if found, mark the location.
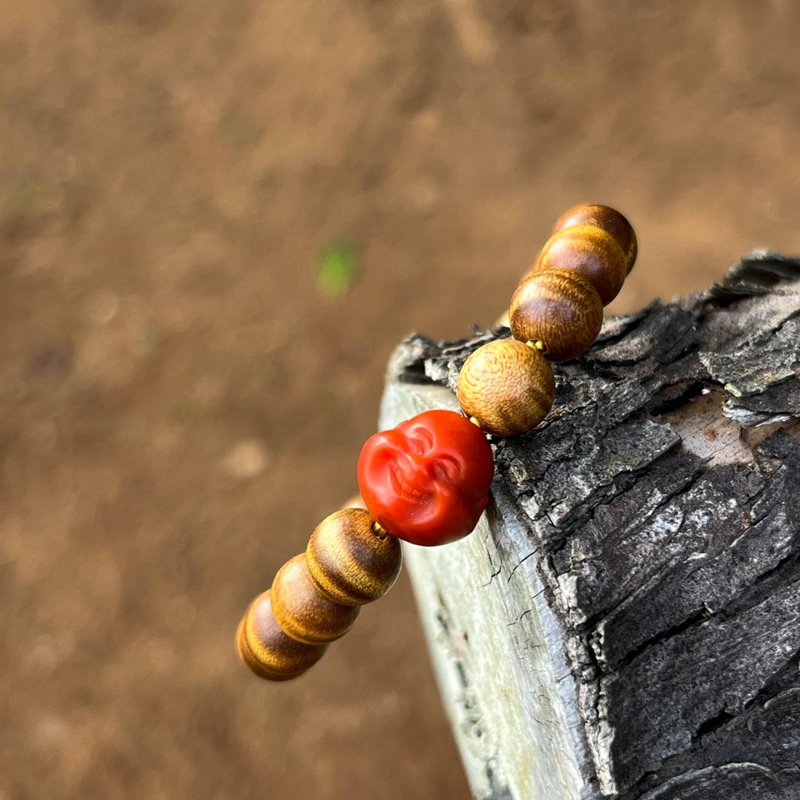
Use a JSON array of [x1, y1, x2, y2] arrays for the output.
[[236, 591, 327, 681], [457, 338, 555, 437], [509, 270, 603, 362], [553, 203, 637, 274], [306, 508, 402, 605], [535, 224, 627, 305], [271, 554, 360, 644]]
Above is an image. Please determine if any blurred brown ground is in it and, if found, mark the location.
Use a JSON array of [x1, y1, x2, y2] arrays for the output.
[[1, 2, 800, 798]]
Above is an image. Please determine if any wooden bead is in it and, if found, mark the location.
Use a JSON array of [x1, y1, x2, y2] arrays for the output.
[[457, 338, 555, 437], [535, 224, 627, 305], [509, 269, 603, 362], [306, 508, 402, 605], [271, 554, 360, 644], [553, 203, 637, 273], [236, 590, 327, 681]]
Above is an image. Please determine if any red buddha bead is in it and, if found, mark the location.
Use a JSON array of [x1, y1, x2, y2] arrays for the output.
[[357, 410, 494, 547]]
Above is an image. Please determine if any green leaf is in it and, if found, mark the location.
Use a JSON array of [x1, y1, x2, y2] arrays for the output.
[[317, 241, 357, 298]]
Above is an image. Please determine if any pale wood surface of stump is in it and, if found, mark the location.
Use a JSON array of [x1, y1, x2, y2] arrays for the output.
[[379, 254, 800, 800]]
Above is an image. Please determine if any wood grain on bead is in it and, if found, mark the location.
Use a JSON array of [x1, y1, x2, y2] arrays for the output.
[[271, 554, 360, 644], [553, 203, 637, 274], [509, 269, 603, 362], [457, 338, 555, 437], [306, 508, 402, 606], [535, 224, 627, 305], [237, 591, 327, 681]]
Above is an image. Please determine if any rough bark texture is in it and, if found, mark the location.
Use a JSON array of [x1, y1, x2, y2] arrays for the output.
[[381, 253, 800, 800]]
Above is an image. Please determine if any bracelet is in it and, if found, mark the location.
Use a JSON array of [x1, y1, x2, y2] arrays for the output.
[[236, 204, 637, 681]]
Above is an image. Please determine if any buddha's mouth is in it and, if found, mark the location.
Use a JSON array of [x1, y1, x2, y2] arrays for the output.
[[388, 461, 432, 503]]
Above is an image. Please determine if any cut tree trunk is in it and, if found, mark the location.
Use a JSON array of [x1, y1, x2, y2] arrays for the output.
[[379, 253, 800, 800]]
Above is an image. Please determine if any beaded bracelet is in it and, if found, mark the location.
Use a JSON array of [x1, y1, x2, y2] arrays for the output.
[[236, 204, 637, 681]]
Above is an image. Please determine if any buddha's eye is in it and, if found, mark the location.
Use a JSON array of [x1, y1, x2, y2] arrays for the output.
[[406, 426, 433, 456], [433, 456, 460, 483]]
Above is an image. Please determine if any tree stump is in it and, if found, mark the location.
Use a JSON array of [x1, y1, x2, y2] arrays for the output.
[[379, 253, 800, 800]]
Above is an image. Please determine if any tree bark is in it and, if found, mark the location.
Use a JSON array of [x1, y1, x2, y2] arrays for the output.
[[379, 253, 800, 800]]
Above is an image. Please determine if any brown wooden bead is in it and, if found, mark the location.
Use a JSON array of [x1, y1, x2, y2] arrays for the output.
[[509, 269, 603, 362], [271, 554, 360, 644], [553, 203, 637, 274], [535, 224, 627, 305], [457, 338, 555, 437], [306, 508, 402, 606], [236, 590, 327, 681]]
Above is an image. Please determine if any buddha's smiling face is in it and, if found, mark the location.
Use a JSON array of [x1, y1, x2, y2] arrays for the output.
[[357, 410, 494, 547]]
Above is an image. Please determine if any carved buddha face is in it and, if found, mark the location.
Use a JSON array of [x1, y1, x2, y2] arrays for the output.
[[357, 410, 494, 547]]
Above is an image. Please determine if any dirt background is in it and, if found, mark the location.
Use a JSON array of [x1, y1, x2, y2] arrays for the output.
[[2, 2, 799, 798]]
